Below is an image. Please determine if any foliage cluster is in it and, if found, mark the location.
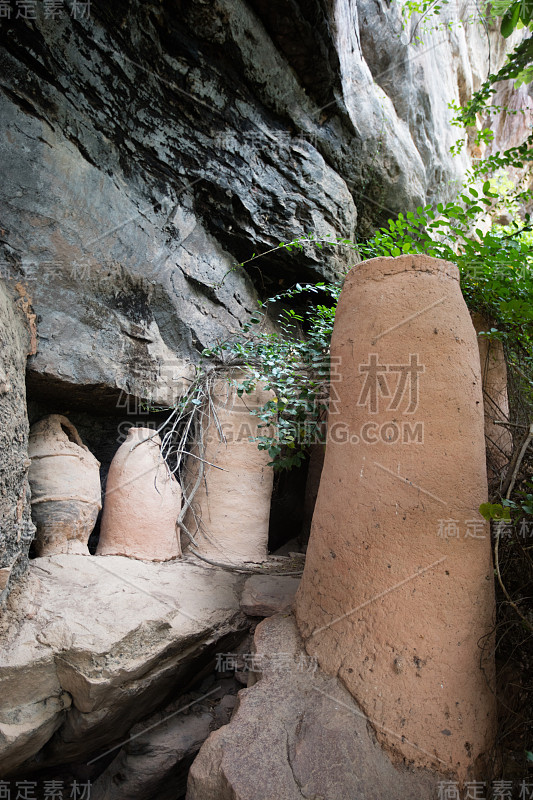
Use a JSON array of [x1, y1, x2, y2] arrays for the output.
[[202, 281, 338, 469]]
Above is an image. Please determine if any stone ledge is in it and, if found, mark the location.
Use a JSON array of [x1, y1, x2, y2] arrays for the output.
[[0, 553, 247, 774]]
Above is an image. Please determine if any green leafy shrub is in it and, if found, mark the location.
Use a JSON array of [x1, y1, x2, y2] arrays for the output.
[[202, 282, 339, 470]]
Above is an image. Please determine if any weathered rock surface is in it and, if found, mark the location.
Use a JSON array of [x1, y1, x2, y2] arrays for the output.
[[91, 707, 212, 800], [0, 553, 247, 775], [187, 613, 439, 800], [485, 79, 533, 217], [90, 680, 238, 800], [0, 280, 35, 603], [0, 0, 514, 414], [240, 575, 300, 617]]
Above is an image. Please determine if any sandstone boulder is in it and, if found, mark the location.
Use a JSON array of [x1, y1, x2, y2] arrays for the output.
[[240, 575, 300, 617], [186, 613, 439, 800], [90, 681, 238, 800], [0, 554, 247, 775]]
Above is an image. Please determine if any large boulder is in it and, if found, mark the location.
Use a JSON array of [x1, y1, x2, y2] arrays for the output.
[[240, 574, 300, 617], [186, 613, 439, 799], [0, 554, 247, 775]]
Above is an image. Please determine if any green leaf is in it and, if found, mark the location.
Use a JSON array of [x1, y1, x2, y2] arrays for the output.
[[501, 2, 521, 36], [479, 503, 493, 521], [479, 503, 511, 521]]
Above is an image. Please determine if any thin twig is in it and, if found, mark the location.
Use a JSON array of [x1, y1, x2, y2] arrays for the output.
[[505, 424, 533, 501], [493, 423, 533, 633], [493, 420, 529, 428], [170, 449, 227, 471], [501, 424, 533, 497]]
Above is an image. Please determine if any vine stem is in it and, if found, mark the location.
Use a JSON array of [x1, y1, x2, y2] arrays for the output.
[[188, 547, 304, 576]]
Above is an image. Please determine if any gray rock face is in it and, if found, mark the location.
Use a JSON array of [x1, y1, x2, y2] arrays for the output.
[[91, 705, 213, 800], [0, 280, 35, 601], [0, 554, 247, 775], [0, 0, 510, 410], [90, 681, 238, 800], [186, 613, 440, 800], [240, 574, 300, 617]]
